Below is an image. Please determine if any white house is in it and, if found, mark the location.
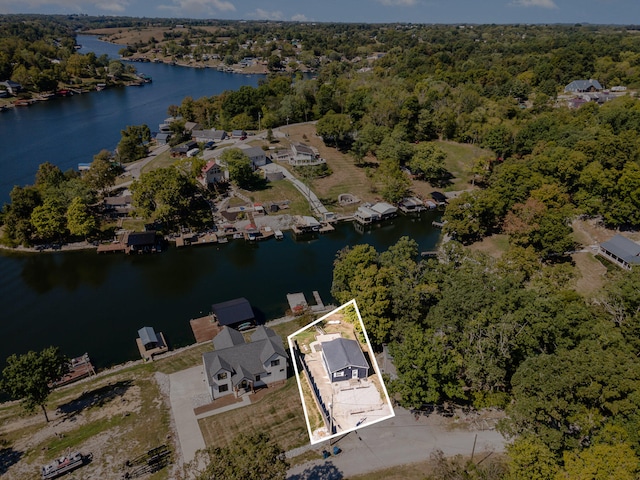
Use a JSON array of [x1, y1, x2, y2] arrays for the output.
[[199, 161, 226, 187], [289, 143, 325, 166]]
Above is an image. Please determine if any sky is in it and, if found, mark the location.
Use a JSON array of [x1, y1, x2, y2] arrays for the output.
[[0, 0, 639, 25]]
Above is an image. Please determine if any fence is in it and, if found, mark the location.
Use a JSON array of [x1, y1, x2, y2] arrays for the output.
[[293, 341, 333, 435]]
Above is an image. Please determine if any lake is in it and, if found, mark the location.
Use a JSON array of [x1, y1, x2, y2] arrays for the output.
[[0, 36, 441, 368]]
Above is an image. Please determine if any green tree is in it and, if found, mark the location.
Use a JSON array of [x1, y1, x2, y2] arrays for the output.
[[84, 150, 119, 196], [117, 124, 151, 163], [221, 148, 259, 190], [316, 112, 352, 149], [506, 435, 559, 480], [30, 198, 66, 242], [407, 142, 449, 184], [558, 443, 639, 480], [131, 167, 198, 227], [182, 432, 287, 480], [389, 324, 464, 407], [66, 197, 97, 239], [1, 346, 69, 423]]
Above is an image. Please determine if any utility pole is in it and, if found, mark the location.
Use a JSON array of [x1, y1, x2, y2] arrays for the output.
[[258, 112, 261, 132]]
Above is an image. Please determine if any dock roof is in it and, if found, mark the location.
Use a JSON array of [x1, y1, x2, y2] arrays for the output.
[[212, 297, 254, 326], [138, 326, 158, 347]]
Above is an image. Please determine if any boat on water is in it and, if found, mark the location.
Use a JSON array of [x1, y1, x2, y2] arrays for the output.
[[41, 452, 91, 479]]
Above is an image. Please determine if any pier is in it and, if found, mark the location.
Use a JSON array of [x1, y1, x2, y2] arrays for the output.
[[53, 353, 96, 387]]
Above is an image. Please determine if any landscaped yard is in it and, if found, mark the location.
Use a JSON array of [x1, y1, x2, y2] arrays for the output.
[[239, 180, 312, 217]]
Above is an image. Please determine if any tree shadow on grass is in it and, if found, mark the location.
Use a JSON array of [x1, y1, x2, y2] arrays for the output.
[[0, 448, 23, 475], [288, 461, 344, 480], [56, 380, 133, 419]]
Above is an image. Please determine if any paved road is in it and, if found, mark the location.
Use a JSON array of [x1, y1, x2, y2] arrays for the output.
[[287, 406, 505, 479]]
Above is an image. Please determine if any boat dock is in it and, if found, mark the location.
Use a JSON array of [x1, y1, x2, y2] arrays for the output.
[[287, 291, 326, 314], [136, 327, 169, 361], [53, 353, 96, 387], [189, 314, 222, 343], [175, 232, 218, 247]]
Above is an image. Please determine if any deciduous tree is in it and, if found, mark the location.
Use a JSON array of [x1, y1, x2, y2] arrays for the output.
[[1, 346, 69, 423]]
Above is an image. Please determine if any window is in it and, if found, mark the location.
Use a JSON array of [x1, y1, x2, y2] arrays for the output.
[[217, 372, 227, 380], [219, 384, 229, 392], [270, 359, 280, 367], [255, 374, 261, 381], [334, 371, 345, 378]]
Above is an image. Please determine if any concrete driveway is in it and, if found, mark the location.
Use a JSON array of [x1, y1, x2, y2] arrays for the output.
[[287, 406, 505, 479], [168, 365, 208, 464]]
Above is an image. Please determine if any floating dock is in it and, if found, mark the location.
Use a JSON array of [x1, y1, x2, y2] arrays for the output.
[[53, 353, 96, 387]]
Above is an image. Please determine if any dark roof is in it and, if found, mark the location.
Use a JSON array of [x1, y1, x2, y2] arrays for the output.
[[321, 337, 368, 373], [126, 231, 156, 246], [600, 235, 640, 265], [138, 326, 158, 346], [431, 191, 447, 203], [213, 327, 246, 350], [203, 326, 288, 387], [212, 297, 254, 326]]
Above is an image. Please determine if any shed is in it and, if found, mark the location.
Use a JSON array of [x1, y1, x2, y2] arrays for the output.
[[212, 297, 255, 327], [138, 326, 159, 349], [321, 337, 369, 382], [598, 235, 640, 270]]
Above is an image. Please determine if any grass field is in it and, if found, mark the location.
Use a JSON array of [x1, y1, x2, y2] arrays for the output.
[[198, 378, 308, 451], [239, 180, 313, 217]]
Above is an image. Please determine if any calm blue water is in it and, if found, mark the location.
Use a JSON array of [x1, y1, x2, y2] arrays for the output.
[[0, 37, 441, 368], [0, 35, 262, 204]]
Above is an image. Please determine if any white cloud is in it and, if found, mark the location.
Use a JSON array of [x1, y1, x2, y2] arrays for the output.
[[157, 0, 236, 15], [376, 0, 417, 6], [511, 0, 558, 8], [250, 8, 283, 20], [3, 0, 129, 12], [291, 14, 309, 22]]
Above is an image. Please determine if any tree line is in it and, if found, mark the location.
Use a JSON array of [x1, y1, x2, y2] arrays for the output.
[[332, 237, 640, 478]]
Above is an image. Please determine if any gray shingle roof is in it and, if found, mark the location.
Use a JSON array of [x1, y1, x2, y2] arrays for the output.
[[565, 79, 603, 92], [213, 327, 246, 350], [321, 338, 368, 373], [600, 235, 640, 265], [203, 326, 288, 387]]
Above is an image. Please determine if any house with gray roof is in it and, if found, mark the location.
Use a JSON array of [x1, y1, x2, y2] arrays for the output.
[[321, 337, 369, 382], [564, 79, 603, 93], [239, 145, 267, 169], [203, 326, 289, 400], [598, 235, 640, 270]]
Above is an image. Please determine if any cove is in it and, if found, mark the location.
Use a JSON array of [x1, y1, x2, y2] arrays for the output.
[[0, 36, 442, 368]]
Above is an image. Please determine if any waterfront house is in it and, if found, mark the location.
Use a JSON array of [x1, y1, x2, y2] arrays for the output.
[[192, 128, 227, 143], [321, 337, 369, 383], [431, 191, 448, 206], [203, 326, 288, 400], [598, 235, 640, 270], [155, 132, 171, 145], [103, 194, 133, 217], [354, 202, 397, 225], [239, 145, 267, 169], [211, 297, 255, 329], [0, 80, 22, 95], [125, 231, 159, 253]]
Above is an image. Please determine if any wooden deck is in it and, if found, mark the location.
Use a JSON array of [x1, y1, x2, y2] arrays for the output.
[[53, 354, 96, 387], [97, 243, 127, 253], [175, 233, 218, 247], [190, 314, 222, 343]]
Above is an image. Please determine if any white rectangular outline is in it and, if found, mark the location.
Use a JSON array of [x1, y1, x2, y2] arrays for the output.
[[288, 299, 395, 445]]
